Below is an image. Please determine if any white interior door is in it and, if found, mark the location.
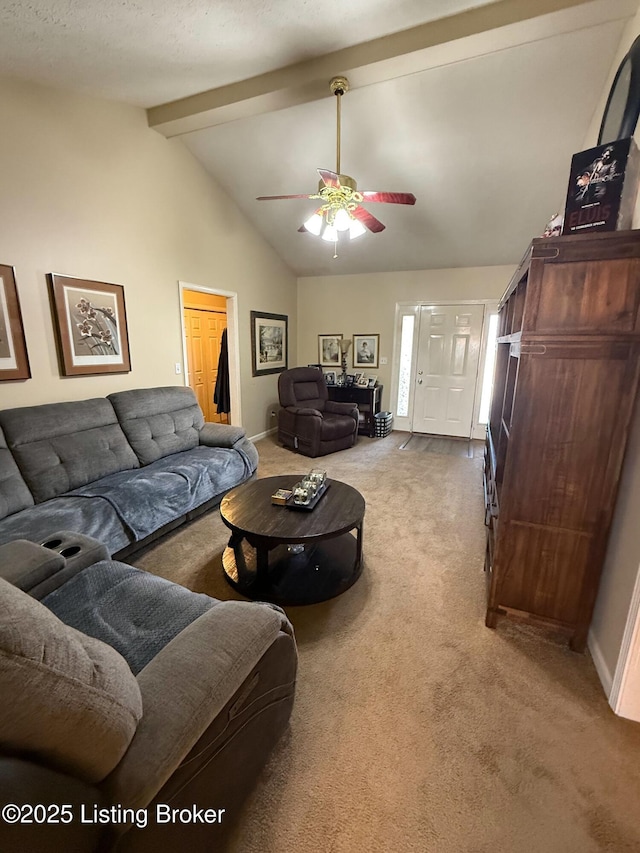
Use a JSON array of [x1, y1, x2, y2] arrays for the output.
[[412, 304, 484, 437]]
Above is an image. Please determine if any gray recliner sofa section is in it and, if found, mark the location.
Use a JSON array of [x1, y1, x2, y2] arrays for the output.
[[0, 536, 297, 852], [0, 386, 258, 558]]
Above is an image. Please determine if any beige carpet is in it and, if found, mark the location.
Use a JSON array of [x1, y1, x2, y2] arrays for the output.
[[132, 432, 640, 853]]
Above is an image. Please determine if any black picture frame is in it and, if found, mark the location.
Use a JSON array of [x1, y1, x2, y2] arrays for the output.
[[250, 310, 288, 376], [598, 34, 640, 145]]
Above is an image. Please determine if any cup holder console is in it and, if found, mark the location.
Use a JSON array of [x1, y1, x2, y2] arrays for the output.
[[36, 531, 110, 576], [60, 546, 82, 558]]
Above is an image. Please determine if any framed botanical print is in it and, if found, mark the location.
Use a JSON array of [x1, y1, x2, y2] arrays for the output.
[[48, 273, 131, 376], [0, 264, 30, 381], [251, 311, 288, 376], [353, 334, 380, 369], [318, 334, 342, 367]]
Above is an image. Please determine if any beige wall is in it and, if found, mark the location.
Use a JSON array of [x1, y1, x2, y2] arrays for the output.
[[297, 265, 512, 411], [586, 10, 640, 689], [0, 76, 296, 439]]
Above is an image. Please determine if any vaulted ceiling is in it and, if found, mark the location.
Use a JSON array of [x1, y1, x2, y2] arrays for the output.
[[0, 0, 637, 275]]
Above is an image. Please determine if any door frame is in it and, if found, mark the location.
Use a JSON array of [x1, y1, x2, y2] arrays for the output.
[[178, 281, 242, 427], [390, 299, 498, 439]]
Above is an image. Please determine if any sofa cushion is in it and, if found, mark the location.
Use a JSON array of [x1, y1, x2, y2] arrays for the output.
[[43, 561, 218, 675], [68, 445, 255, 540], [0, 426, 33, 520], [108, 386, 205, 465], [0, 493, 133, 556], [0, 577, 143, 784], [0, 399, 139, 503]]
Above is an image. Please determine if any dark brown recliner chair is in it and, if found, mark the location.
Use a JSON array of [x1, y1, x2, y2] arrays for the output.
[[277, 367, 358, 457]]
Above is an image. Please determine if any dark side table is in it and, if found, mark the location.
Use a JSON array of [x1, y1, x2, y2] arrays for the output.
[[327, 384, 383, 437], [219, 475, 365, 605]]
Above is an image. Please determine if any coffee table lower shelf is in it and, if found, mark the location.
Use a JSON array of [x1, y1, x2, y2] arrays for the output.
[[222, 533, 362, 606]]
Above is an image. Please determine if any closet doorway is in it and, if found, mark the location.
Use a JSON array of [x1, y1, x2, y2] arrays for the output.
[[182, 288, 229, 424]]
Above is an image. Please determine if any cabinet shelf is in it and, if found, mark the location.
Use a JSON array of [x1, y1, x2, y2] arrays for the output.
[[484, 230, 640, 652]]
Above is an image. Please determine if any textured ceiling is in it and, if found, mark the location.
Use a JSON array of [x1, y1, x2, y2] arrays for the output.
[[0, 0, 637, 275], [0, 0, 498, 107]]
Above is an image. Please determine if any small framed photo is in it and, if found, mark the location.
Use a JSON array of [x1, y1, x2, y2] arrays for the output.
[[318, 334, 342, 367], [250, 310, 288, 376], [367, 375, 378, 388], [324, 370, 337, 385], [357, 374, 369, 387], [48, 273, 131, 376], [353, 372, 364, 384], [353, 334, 379, 368], [0, 264, 30, 381]]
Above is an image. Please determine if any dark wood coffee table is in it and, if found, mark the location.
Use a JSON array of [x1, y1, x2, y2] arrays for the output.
[[219, 475, 365, 605]]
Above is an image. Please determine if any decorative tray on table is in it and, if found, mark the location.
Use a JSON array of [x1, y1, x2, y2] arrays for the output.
[[286, 479, 331, 512]]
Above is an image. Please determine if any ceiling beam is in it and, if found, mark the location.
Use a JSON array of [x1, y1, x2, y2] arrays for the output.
[[147, 0, 634, 137]]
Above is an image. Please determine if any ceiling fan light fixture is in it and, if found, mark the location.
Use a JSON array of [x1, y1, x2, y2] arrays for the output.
[[321, 223, 339, 242], [334, 208, 352, 231], [257, 75, 416, 249], [303, 212, 323, 236], [349, 218, 367, 239]]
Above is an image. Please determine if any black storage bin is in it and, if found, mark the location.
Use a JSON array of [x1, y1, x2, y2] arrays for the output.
[[374, 411, 393, 437]]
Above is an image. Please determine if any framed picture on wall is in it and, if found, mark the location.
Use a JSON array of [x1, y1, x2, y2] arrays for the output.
[[250, 310, 288, 376], [353, 334, 379, 368], [318, 334, 342, 367], [48, 274, 131, 376], [0, 264, 30, 381]]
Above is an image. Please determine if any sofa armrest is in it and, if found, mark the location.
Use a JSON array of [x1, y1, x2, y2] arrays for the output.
[[101, 601, 295, 810], [199, 422, 246, 448], [325, 400, 358, 418], [0, 534, 110, 600], [0, 540, 65, 592]]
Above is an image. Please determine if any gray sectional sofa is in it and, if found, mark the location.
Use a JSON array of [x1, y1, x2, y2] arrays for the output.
[[0, 386, 258, 558], [0, 386, 298, 850]]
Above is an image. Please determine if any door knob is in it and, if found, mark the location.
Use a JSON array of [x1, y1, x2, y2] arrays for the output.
[[418, 370, 423, 375], [417, 379, 423, 384]]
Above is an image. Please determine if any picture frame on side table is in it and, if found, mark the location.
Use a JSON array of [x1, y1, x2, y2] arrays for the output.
[[367, 375, 378, 388], [318, 334, 342, 367], [48, 273, 131, 376], [353, 334, 379, 368], [357, 374, 369, 387], [250, 310, 288, 376], [0, 264, 30, 381], [324, 370, 337, 385]]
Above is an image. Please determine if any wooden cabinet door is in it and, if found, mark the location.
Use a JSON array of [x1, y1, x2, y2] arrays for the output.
[[492, 339, 640, 640]]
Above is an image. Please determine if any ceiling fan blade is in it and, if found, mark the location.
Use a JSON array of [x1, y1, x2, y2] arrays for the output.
[[317, 169, 341, 188], [352, 206, 386, 233], [256, 194, 316, 200], [361, 191, 416, 205]]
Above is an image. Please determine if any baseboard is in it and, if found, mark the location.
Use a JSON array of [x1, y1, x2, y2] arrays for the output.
[[588, 628, 614, 698], [249, 427, 277, 442]]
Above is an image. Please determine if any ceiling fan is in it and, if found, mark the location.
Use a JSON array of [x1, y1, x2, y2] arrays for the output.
[[256, 76, 416, 253]]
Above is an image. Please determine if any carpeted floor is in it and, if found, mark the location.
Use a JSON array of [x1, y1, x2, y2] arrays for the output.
[[132, 432, 640, 853]]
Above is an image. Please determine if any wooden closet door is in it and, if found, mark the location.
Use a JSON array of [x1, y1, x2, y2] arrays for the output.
[[183, 308, 228, 424]]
